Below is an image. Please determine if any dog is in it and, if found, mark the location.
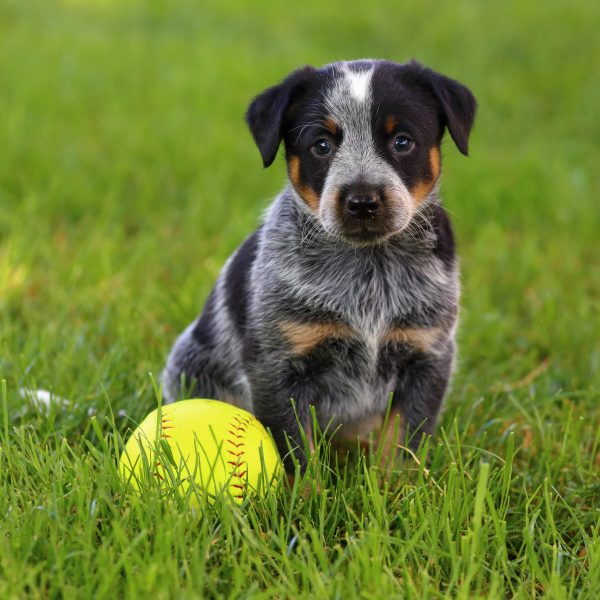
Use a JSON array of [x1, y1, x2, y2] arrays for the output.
[[163, 59, 476, 473]]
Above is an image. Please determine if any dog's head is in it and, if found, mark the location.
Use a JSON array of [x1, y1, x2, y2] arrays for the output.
[[246, 60, 476, 245]]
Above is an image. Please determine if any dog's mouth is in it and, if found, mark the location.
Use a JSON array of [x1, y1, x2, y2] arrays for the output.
[[340, 225, 394, 245], [338, 208, 408, 244], [318, 187, 413, 246]]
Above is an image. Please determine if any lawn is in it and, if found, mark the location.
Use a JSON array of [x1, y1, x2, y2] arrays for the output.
[[1, 0, 599, 597]]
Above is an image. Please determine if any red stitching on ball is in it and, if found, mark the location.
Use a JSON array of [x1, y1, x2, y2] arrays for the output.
[[154, 409, 254, 501], [226, 412, 252, 500], [226, 439, 245, 448], [154, 413, 174, 480], [226, 450, 244, 457]]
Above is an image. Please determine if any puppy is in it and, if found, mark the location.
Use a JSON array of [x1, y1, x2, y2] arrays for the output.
[[163, 59, 476, 473]]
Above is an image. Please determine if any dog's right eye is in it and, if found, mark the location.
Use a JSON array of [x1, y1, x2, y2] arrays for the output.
[[312, 139, 332, 157]]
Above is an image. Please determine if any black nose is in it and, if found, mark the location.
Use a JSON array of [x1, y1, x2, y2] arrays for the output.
[[344, 188, 382, 219]]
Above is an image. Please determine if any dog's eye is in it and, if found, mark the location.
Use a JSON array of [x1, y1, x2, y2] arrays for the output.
[[393, 135, 413, 153], [312, 139, 332, 157]]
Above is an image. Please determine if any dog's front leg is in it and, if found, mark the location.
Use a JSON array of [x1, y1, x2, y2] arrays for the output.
[[382, 344, 455, 469], [248, 362, 316, 475]]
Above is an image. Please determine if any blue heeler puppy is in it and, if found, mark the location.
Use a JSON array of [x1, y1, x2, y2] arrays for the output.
[[163, 59, 477, 473]]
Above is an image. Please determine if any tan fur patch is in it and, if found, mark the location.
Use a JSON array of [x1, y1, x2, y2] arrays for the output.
[[385, 116, 397, 135], [429, 146, 441, 180], [409, 146, 442, 204], [279, 320, 354, 355], [300, 186, 320, 212], [324, 117, 338, 135], [288, 155, 301, 188], [410, 180, 434, 204], [382, 326, 443, 353], [287, 156, 320, 213]]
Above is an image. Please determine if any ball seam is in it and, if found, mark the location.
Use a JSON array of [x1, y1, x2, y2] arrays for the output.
[[226, 413, 251, 500], [153, 414, 174, 481], [154, 410, 254, 501]]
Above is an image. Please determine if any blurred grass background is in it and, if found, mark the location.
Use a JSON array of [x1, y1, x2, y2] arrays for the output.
[[1, 0, 598, 413], [0, 0, 599, 596]]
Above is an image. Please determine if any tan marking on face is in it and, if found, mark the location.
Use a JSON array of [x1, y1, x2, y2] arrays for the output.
[[409, 146, 442, 205], [429, 146, 441, 180], [288, 155, 301, 187], [385, 116, 397, 135], [324, 117, 338, 135], [287, 155, 320, 213], [382, 326, 443, 353], [300, 186, 320, 212], [279, 321, 354, 355], [410, 180, 434, 204]]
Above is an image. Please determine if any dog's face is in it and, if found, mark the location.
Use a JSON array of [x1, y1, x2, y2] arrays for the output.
[[246, 60, 476, 244]]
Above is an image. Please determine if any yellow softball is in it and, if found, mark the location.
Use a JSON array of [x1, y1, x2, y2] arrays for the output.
[[119, 399, 282, 505]]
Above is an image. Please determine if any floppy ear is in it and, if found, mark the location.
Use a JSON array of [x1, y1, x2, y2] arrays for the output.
[[245, 66, 316, 167], [407, 61, 477, 156]]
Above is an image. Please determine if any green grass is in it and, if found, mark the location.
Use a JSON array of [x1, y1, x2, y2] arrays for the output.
[[1, 0, 599, 597]]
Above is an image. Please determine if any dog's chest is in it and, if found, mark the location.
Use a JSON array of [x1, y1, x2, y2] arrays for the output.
[[255, 227, 457, 426], [281, 242, 452, 332]]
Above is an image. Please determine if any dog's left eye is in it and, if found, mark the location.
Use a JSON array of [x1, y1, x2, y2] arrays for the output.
[[393, 135, 413, 153], [312, 139, 332, 157]]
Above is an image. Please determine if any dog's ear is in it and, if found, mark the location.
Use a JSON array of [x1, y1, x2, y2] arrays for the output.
[[406, 61, 477, 156], [245, 66, 316, 167]]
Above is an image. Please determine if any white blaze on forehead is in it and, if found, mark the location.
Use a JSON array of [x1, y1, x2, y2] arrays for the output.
[[344, 66, 373, 102], [322, 62, 379, 189], [324, 63, 375, 134]]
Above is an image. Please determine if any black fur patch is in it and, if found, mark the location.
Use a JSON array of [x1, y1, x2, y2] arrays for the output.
[[245, 66, 318, 167], [225, 228, 261, 336], [393, 345, 454, 447], [191, 289, 217, 349], [430, 203, 456, 268]]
